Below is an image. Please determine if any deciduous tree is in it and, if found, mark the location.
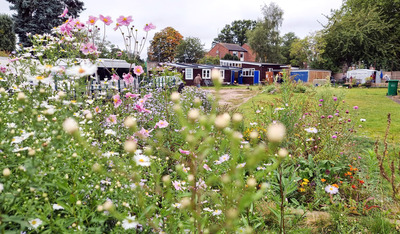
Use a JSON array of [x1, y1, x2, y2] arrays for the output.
[[247, 3, 283, 63], [212, 20, 256, 46], [6, 0, 85, 46], [147, 27, 183, 62], [175, 37, 204, 63]]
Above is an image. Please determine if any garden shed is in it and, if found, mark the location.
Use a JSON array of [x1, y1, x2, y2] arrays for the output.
[[290, 69, 332, 83]]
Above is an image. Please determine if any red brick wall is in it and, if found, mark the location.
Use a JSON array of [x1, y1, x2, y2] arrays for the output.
[[207, 44, 229, 59], [242, 44, 256, 62]]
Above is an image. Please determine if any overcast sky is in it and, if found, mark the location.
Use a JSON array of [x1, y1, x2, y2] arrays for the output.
[[0, 0, 343, 57]]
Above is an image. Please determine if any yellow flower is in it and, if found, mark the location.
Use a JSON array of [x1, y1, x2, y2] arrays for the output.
[[303, 178, 309, 183]]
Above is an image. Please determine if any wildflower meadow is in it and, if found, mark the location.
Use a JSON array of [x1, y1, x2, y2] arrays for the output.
[[1, 8, 400, 234]]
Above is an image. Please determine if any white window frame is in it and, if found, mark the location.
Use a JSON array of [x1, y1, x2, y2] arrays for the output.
[[232, 51, 238, 56], [242, 68, 255, 77], [202, 69, 211, 79], [185, 68, 193, 80], [219, 69, 225, 80]]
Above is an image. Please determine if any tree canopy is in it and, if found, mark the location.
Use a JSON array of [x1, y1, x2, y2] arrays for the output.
[[212, 20, 256, 46], [319, 0, 400, 71], [175, 37, 204, 63], [148, 27, 183, 62], [0, 14, 16, 52], [247, 3, 283, 63], [6, 0, 84, 46]]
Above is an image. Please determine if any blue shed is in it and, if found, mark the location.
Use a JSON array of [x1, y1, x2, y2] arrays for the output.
[[291, 70, 309, 82]]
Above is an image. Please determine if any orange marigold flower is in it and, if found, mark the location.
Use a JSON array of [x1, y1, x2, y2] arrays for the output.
[[359, 180, 364, 184], [332, 184, 339, 188], [352, 185, 357, 189], [321, 178, 326, 182]]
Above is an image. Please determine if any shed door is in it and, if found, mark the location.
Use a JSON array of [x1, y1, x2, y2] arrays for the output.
[[231, 71, 235, 84], [266, 71, 274, 84], [238, 71, 243, 84], [254, 70, 260, 84]]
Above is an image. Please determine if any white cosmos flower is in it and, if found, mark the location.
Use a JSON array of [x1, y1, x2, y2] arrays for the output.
[[122, 215, 138, 230], [52, 204, 64, 210], [29, 218, 43, 229], [66, 62, 97, 78]]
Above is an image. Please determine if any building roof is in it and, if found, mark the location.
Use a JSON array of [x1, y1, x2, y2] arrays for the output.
[[161, 62, 241, 71], [220, 43, 248, 52]]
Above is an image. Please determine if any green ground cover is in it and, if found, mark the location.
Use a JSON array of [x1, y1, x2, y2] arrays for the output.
[[239, 87, 400, 142]]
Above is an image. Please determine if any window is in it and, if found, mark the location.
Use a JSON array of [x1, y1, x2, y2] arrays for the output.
[[202, 69, 211, 79], [242, 68, 255, 77], [185, 68, 193, 80], [220, 70, 225, 79]]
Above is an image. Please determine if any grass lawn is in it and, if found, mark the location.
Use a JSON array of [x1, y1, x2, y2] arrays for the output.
[[238, 87, 400, 142]]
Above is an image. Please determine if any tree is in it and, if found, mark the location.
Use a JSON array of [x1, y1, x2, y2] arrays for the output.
[[321, 0, 396, 71], [147, 27, 183, 62], [247, 3, 283, 63], [175, 37, 205, 63], [222, 53, 239, 61], [197, 55, 220, 65], [280, 32, 298, 65], [0, 14, 16, 52], [6, 0, 84, 46], [212, 20, 256, 46]]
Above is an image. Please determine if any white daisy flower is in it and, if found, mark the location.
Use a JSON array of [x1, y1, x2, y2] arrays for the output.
[[212, 209, 222, 216], [29, 218, 43, 229], [52, 204, 64, 210], [122, 215, 138, 230], [305, 127, 318, 133], [134, 154, 151, 167]]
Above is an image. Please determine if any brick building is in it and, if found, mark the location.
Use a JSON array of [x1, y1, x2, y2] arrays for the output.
[[207, 43, 256, 62]]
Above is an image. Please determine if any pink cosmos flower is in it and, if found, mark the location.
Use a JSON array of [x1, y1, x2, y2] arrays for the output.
[[133, 65, 144, 76], [203, 164, 212, 171], [106, 115, 117, 124], [134, 104, 146, 113], [123, 73, 134, 85], [94, 106, 101, 113], [135, 128, 152, 139], [99, 15, 113, 25], [87, 16, 98, 25], [143, 93, 152, 100], [59, 7, 68, 18], [0, 66, 7, 73], [125, 92, 140, 98], [117, 15, 133, 26], [143, 23, 156, 32], [179, 149, 190, 155], [113, 94, 122, 108], [111, 74, 120, 80], [80, 42, 97, 55], [172, 181, 186, 191], [219, 154, 230, 162], [113, 23, 121, 31], [155, 120, 169, 128]]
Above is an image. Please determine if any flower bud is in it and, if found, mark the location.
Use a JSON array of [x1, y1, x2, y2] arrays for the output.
[[0, 87, 5, 94], [232, 113, 243, 123], [103, 200, 114, 211], [3, 168, 11, 177], [124, 140, 137, 153], [188, 109, 200, 121], [215, 113, 230, 129], [170, 92, 180, 103], [124, 116, 136, 128], [266, 123, 286, 142], [17, 92, 26, 101], [278, 148, 288, 157], [62, 118, 79, 134]]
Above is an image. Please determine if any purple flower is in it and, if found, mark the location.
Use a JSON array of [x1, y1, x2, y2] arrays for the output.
[[319, 99, 324, 102], [353, 106, 359, 110], [318, 104, 322, 107], [332, 135, 337, 139], [333, 96, 337, 101], [321, 115, 325, 119], [327, 115, 333, 119]]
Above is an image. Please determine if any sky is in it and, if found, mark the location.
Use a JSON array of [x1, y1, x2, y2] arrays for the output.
[[0, 0, 343, 58]]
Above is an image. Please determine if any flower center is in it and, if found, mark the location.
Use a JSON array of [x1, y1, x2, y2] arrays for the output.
[[78, 68, 85, 74]]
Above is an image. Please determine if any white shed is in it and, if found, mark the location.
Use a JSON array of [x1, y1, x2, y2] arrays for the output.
[[346, 69, 383, 84]]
